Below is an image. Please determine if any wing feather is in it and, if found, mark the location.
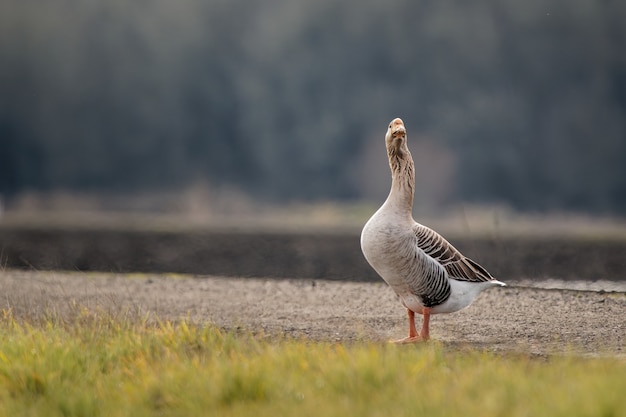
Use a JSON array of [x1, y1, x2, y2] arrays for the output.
[[413, 224, 495, 283]]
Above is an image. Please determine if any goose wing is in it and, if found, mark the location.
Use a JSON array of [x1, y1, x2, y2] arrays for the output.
[[413, 224, 495, 283]]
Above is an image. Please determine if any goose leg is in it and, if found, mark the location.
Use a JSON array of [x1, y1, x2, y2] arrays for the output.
[[419, 307, 432, 341], [391, 308, 422, 344]]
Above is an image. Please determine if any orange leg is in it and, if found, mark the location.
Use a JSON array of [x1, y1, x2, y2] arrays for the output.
[[419, 307, 432, 341], [391, 308, 424, 344]]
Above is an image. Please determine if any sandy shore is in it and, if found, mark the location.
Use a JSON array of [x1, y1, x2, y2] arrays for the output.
[[1, 270, 624, 356]]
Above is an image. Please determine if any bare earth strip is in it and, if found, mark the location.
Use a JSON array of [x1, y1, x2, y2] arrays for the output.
[[1, 270, 624, 357]]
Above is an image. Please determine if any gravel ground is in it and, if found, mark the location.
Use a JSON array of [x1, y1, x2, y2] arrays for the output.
[[1, 270, 624, 357]]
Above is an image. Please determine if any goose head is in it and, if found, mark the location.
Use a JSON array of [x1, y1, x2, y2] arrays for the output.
[[385, 118, 409, 157]]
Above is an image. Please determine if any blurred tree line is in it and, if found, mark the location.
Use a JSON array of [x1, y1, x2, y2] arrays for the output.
[[1, 0, 625, 213]]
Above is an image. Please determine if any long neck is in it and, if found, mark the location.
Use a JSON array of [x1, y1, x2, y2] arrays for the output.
[[386, 146, 415, 216]]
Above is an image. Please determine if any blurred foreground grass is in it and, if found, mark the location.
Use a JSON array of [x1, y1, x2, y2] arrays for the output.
[[0, 309, 624, 417]]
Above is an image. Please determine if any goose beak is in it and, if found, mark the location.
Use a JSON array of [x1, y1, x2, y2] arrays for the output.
[[392, 126, 406, 139]]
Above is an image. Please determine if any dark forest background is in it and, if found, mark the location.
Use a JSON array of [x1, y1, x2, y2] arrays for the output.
[[1, 0, 625, 214]]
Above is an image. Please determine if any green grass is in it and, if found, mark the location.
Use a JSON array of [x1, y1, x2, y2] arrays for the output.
[[0, 308, 624, 417]]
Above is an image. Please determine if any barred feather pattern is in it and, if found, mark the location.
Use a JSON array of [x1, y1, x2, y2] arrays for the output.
[[380, 230, 451, 308], [413, 225, 495, 283]]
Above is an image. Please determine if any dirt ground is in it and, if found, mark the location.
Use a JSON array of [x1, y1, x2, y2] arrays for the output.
[[1, 269, 624, 357]]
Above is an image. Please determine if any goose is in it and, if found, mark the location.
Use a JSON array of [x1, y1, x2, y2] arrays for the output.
[[360, 118, 505, 343]]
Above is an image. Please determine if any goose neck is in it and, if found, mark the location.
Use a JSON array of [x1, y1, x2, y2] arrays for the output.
[[387, 150, 415, 215]]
